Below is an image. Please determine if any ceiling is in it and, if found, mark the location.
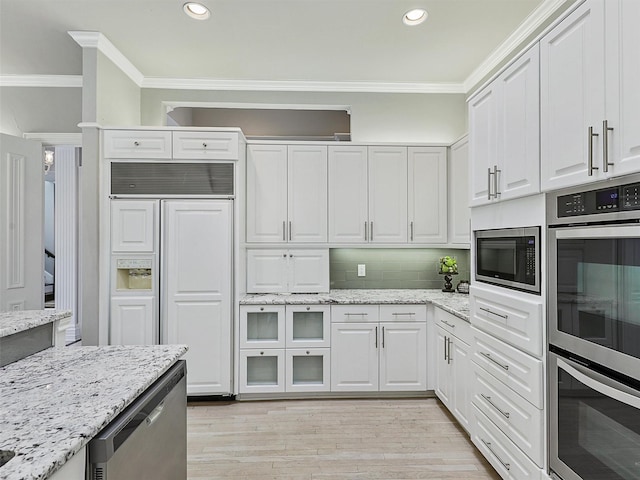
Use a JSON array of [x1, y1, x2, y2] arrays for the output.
[[0, 0, 549, 90]]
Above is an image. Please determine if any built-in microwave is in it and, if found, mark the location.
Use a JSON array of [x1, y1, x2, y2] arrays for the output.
[[474, 226, 540, 294]]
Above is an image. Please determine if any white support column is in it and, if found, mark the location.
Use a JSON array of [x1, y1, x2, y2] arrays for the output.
[[54, 146, 80, 343]]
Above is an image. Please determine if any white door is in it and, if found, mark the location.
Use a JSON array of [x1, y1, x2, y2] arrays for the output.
[[327, 145, 368, 243], [246, 250, 287, 293], [287, 145, 328, 243], [498, 45, 540, 201], [0, 134, 43, 311], [434, 326, 452, 407], [368, 146, 408, 243], [468, 84, 498, 206], [540, 0, 606, 190], [330, 323, 379, 391], [110, 296, 156, 345], [379, 322, 427, 391], [448, 136, 470, 245], [288, 250, 329, 293], [111, 200, 157, 252], [606, 0, 640, 177], [246, 145, 287, 242], [163, 200, 232, 395], [451, 338, 471, 430], [408, 147, 447, 244]]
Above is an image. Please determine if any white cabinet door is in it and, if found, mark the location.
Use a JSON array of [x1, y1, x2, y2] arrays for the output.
[[110, 296, 156, 345], [469, 85, 498, 206], [286, 305, 331, 348], [368, 146, 408, 243], [246, 145, 288, 242], [103, 130, 172, 159], [285, 348, 331, 392], [288, 250, 329, 293], [451, 337, 471, 431], [163, 200, 232, 395], [328, 145, 369, 243], [606, 0, 640, 177], [435, 325, 452, 407], [408, 147, 447, 244], [287, 145, 328, 243], [239, 305, 286, 349], [448, 136, 470, 245], [379, 322, 427, 391], [498, 45, 540, 201], [111, 200, 157, 252], [540, 0, 606, 191], [330, 323, 379, 391], [172, 131, 239, 160], [239, 349, 285, 394], [246, 250, 288, 293]]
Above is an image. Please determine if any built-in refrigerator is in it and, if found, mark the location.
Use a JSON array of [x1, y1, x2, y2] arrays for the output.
[[110, 198, 233, 396]]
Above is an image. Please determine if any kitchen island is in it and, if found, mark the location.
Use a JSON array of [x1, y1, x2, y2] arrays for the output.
[[0, 344, 187, 480]]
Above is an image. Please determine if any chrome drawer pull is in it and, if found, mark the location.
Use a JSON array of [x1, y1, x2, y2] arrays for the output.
[[393, 312, 415, 316], [344, 312, 368, 316], [440, 319, 456, 328], [481, 439, 510, 471], [479, 307, 508, 319], [481, 394, 510, 419], [480, 352, 509, 371]]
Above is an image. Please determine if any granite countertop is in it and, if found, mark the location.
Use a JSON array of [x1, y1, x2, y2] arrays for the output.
[[0, 344, 188, 480], [0, 310, 72, 338], [240, 289, 470, 321]]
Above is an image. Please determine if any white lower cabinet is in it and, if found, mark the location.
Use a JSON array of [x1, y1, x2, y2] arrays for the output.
[[239, 349, 285, 393], [379, 322, 427, 391], [110, 297, 156, 345], [285, 348, 330, 392], [434, 307, 471, 432], [330, 322, 379, 391]]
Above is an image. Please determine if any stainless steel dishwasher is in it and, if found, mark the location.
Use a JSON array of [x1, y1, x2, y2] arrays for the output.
[[88, 360, 187, 480]]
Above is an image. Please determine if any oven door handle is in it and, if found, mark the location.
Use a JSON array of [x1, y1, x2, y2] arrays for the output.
[[558, 357, 640, 409], [555, 225, 640, 240]]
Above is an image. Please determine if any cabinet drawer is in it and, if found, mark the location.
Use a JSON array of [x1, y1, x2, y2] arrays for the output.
[[472, 326, 543, 409], [172, 131, 239, 159], [331, 305, 379, 322], [472, 363, 543, 467], [379, 304, 427, 321], [434, 307, 471, 344], [472, 405, 542, 480], [470, 284, 543, 357], [103, 130, 172, 159]]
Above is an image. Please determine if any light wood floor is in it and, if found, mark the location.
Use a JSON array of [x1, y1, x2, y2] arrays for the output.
[[187, 398, 500, 479]]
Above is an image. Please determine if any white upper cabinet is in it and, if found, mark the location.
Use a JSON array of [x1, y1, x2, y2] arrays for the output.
[[287, 145, 328, 243], [246, 249, 329, 294], [246, 145, 288, 242], [541, 0, 640, 189], [408, 147, 447, 244], [368, 146, 408, 243], [448, 136, 470, 245], [469, 45, 540, 206], [111, 200, 157, 252], [328, 145, 369, 243], [246, 144, 327, 243]]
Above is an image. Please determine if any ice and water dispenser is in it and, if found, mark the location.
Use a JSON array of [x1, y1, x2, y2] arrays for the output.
[[114, 258, 154, 291]]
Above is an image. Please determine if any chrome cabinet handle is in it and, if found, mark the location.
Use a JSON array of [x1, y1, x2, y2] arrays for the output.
[[603, 120, 614, 173], [481, 394, 510, 419], [447, 338, 452, 364], [283, 221, 286, 241], [440, 319, 456, 328], [364, 222, 368, 241], [370, 221, 374, 241], [289, 221, 292, 241], [382, 326, 385, 348], [203, 142, 207, 148], [392, 312, 415, 316], [479, 307, 508, 320], [481, 439, 510, 471], [375, 326, 378, 349], [444, 335, 448, 360], [410, 221, 414, 241], [345, 312, 368, 316], [480, 352, 509, 371], [134, 141, 140, 146], [588, 126, 599, 176], [493, 165, 501, 196], [487, 168, 494, 200]]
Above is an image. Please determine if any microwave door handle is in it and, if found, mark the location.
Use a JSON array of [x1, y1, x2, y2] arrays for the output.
[[555, 225, 640, 239], [558, 357, 640, 409]]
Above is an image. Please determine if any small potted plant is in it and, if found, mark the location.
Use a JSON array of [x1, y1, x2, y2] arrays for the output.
[[439, 256, 458, 292]]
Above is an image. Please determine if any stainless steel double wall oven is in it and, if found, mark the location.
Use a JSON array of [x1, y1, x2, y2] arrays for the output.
[[547, 174, 640, 480]]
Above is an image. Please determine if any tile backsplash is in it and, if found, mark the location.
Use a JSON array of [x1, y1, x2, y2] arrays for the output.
[[330, 248, 470, 290]]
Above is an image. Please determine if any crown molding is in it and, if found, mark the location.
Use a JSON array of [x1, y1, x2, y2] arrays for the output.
[[23, 132, 82, 146], [0, 75, 82, 87], [68, 31, 144, 87], [143, 77, 465, 94], [463, 0, 570, 93]]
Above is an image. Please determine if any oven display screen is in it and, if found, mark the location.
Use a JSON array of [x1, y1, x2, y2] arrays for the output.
[[595, 188, 619, 211]]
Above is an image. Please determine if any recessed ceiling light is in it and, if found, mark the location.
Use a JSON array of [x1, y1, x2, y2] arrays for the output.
[[403, 8, 428, 26], [183, 2, 210, 20]]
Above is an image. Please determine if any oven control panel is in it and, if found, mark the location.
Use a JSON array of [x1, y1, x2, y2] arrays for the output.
[[557, 182, 640, 217]]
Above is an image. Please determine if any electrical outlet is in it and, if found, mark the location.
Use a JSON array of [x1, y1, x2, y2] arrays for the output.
[[357, 264, 366, 277]]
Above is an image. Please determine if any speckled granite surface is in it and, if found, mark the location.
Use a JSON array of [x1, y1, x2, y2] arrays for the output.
[[240, 289, 470, 321], [0, 344, 187, 480], [0, 310, 71, 338]]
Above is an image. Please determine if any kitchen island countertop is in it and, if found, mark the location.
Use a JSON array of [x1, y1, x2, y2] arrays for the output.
[[240, 289, 470, 321], [0, 310, 72, 339], [0, 344, 187, 480]]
